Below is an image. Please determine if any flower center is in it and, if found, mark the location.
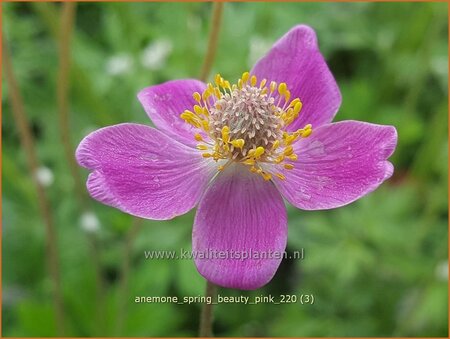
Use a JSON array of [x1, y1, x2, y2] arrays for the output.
[[180, 72, 312, 181]]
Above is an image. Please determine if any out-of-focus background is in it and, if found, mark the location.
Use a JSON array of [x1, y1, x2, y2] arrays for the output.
[[2, 2, 448, 337]]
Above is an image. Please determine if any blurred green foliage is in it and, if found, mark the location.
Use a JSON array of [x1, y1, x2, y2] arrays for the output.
[[2, 2, 448, 337]]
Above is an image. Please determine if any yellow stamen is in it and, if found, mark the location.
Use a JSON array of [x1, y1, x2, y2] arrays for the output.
[[262, 172, 272, 181], [193, 92, 201, 102], [243, 159, 255, 166], [276, 173, 286, 180], [254, 146, 265, 158], [259, 79, 267, 88], [301, 129, 312, 137], [231, 139, 245, 149], [272, 140, 280, 150], [242, 71, 250, 83], [270, 81, 277, 93], [221, 126, 230, 143], [278, 82, 287, 95], [194, 105, 203, 115], [202, 120, 210, 132], [181, 70, 311, 181], [283, 146, 294, 156]]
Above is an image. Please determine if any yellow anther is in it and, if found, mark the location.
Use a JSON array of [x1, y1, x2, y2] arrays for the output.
[[283, 146, 294, 156], [278, 82, 287, 95], [285, 134, 297, 145], [254, 146, 265, 158], [259, 79, 267, 88], [202, 90, 211, 101], [231, 139, 245, 149], [284, 90, 291, 102], [243, 159, 255, 166], [262, 172, 272, 181], [301, 129, 312, 138], [293, 101, 303, 115], [180, 110, 196, 122], [193, 92, 201, 102], [272, 140, 280, 150], [275, 173, 286, 180], [221, 126, 230, 143], [270, 81, 277, 93], [202, 120, 210, 131], [242, 71, 250, 83], [181, 71, 310, 182], [194, 105, 203, 115], [214, 74, 222, 86], [289, 98, 300, 107], [214, 87, 221, 98], [275, 155, 285, 163]]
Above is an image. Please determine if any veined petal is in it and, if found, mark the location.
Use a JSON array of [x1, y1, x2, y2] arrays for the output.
[[193, 164, 287, 290], [251, 25, 341, 131], [138, 79, 207, 147], [76, 123, 215, 220], [274, 121, 397, 210]]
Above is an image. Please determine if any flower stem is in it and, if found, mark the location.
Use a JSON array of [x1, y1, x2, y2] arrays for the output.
[[115, 218, 143, 336], [3, 37, 66, 336], [199, 280, 217, 337], [58, 2, 86, 207], [199, 2, 224, 82], [57, 4, 107, 335]]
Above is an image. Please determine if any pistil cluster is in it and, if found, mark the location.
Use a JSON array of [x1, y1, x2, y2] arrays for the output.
[[180, 72, 312, 181]]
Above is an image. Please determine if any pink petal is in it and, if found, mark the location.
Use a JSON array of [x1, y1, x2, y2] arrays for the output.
[[251, 25, 341, 131], [193, 165, 287, 290], [274, 121, 397, 210], [76, 123, 215, 220], [137, 79, 207, 147]]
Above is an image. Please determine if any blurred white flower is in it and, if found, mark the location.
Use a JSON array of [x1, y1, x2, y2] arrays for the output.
[[106, 54, 133, 76], [435, 260, 448, 281], [80, 211, 101, 233], [247, 36, 272, 68], [34, 166, 54, 187], [141, 39, 173, 70]]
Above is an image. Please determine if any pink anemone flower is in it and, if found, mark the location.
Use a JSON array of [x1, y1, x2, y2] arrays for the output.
[[76, 25, 397, 290]]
